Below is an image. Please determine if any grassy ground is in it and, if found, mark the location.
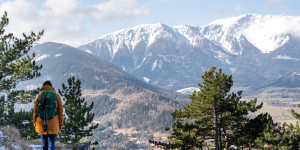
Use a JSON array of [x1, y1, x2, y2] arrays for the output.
[[254, 102, 299, 125], [243, 87, 300, 125]]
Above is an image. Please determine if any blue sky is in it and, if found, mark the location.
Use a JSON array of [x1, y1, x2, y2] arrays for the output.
[[0, 0, 299, 47]]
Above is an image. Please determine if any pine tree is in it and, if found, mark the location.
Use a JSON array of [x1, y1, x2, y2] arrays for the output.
[[58, 76, 98, 144], [0, 12, 43, 127], [233, 113, 275, 148], [150, 109, 212, 149], [255, 122, 300, 149], [151, 67, 270, 149]]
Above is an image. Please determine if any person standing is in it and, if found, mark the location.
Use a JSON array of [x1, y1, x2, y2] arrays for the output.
[[33, 81, 63, 150]]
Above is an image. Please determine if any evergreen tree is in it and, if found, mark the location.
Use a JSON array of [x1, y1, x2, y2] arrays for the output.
[[255, 122, 300, 149], [234, 113, 275, 148], [151, 67, 270, 149], [150, 109, 212, 149], [0, 12, 43, 127], [58, 76, 98, 144]]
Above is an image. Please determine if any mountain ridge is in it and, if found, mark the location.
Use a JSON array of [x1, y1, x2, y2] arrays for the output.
[[79, 14, 300, 91], [87, 14, 300, 55]]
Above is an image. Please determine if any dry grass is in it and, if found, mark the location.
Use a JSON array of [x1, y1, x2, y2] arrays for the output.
[[152, 132, 170, 141], [0, 126, 72, 150], [82, 89, 106, 98], [0, 126, 32, 150], [242, 87, 300, 125], [113, 128, 140, 135]]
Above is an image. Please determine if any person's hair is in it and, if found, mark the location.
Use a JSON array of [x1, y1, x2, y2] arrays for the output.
[[43, 80, 52, 87]]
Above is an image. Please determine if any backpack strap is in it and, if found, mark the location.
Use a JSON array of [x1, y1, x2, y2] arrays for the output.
[[43, 97, 48, 133]]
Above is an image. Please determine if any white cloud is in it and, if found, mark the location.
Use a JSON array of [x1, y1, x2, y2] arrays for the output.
[[242, 15, 300, 53], [0, 0, 43, 34], [87, 0, 150, 22], [43, 0, 80, 17], [268, 0, 285, 4], [0, 0, 150, 47]]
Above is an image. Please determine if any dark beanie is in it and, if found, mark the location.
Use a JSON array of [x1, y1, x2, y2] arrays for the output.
[[43, 80, 52, 87]]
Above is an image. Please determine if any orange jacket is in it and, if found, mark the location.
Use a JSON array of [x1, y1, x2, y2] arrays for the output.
[[33, 85, 64, 135]]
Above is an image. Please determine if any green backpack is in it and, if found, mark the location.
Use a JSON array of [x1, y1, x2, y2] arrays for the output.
[[36, 90, 57, 120]]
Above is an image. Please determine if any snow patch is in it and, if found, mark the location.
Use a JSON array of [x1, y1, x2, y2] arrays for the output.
[[173, 25, 203, 46], [151, 60, 158, 71], [12, 143, 22, 149], [211, 49, 232, 64], [273, 55, 299, 60], [136, 57, 147, 69], [35, 54, 49, 62], [176, 87, 199, 95], [0, 130, 8, 150], [26, 84, 40, 90], [30, 145, 43, 150], [143, 77, 150, 83], [101, 128, 108, 132], [292, 72, 300, 76], [54, 54, 62, 57], [0, 130, 8, 139], [122, 65, 126, 71], [85, 50, 93, 54]]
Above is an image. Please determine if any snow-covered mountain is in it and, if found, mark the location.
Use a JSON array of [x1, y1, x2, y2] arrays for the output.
[[196, 14, 299, 54], [79, 14, 300, 91]]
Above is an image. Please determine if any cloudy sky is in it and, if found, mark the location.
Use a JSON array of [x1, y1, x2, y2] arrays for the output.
[[0, 0, 299, 47]]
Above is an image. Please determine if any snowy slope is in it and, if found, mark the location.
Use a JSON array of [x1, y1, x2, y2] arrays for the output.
[[89, 23, 177, 61], [205, 14, 300, 53], [173, 14, 300, 54]]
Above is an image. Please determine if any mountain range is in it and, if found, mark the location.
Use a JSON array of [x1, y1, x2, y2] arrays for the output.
[[79, 14, 300, 93]]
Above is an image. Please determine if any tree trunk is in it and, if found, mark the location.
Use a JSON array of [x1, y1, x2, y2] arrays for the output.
[[75, 131, 78, 143], [219, 121, 222, 150], [214, 106, 219, 150]]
